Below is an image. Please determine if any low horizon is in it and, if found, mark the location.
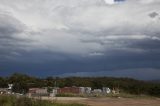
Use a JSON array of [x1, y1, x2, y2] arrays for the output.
[[1, 72, 160, 81]]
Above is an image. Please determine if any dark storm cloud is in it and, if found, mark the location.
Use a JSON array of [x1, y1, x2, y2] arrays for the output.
[[0, 0, 160, 79], [0, 13, 24, 38], [0, 12, 34, 62], [128, 38, 160, 51]]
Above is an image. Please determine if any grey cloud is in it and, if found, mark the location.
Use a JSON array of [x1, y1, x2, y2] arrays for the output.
[[0, 12, 33, 61], [0, 0, 160, 79], [1, 0, 160, 55], [149, 12, 159, 18], [0, 13, 24, 38]]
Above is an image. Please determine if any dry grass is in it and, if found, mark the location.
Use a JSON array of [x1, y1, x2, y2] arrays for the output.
[[0, 95, 86, 106]]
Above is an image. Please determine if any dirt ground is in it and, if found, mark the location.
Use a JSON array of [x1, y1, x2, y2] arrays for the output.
[[83, 98, 160, 106], [41, 97, 160, 106]]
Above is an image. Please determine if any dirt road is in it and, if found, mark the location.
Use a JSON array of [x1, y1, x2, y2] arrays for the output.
[[41, 97, 160, 106], [83, 98, 160, 106]]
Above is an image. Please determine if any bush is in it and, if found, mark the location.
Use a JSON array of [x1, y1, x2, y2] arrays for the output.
[[148, 85, 160, 97], [56, 93, 77, 97]]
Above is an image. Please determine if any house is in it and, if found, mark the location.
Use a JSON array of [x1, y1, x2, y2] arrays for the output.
[[50, 88, 58, 97], [57, 86, 80, 94], [28, 88, 48, 97], [92, 89, 102, 94], [102, 87, 111, 94], [79, 87, 92, 94]]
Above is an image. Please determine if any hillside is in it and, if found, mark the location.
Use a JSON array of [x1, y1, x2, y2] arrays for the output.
[[0, 73, 160, 97]]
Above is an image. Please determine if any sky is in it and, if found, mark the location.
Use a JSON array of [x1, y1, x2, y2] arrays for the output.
[[0, 0, 160, 80]]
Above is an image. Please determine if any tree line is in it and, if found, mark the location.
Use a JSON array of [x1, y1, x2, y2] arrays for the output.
[[0, 73, 160, 97]]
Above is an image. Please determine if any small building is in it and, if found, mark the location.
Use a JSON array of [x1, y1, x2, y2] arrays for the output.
[[85, 87, 92, 94], [92, 89, 102, 94], [79, 87, 92, 94], [28, 88, 48, 97], [0, 84, 13, 95], [57, 86, 80, 94], [102, 87, 111, 94], [79, 87, 85, 94], [50, 88, 58, 97], [0, 88, 8, 95]]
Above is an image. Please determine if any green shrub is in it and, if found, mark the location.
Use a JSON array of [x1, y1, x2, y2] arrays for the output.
[[56, 93, 77, 97]]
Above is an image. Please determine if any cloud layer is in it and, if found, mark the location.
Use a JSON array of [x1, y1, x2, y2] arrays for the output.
[[0, 0, 160, 79]]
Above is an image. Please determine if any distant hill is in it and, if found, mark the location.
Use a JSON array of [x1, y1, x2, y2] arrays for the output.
[[0, 73, 160, 97], [150, 79, 160, 84]]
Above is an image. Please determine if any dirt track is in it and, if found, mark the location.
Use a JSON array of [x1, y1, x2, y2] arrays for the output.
[[41, 97, 160, 106], [83, 98, 160, 106]]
